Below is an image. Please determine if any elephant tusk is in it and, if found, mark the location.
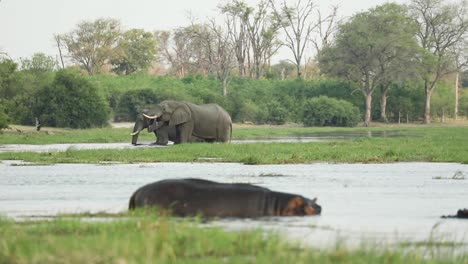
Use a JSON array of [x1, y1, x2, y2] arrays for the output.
[[131, 131, 140, 136], [143, 113, 158, 119]]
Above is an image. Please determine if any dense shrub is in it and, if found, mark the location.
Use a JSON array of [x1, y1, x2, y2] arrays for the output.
[[302, 96, 360, 127], [33, 69, 109, 128], [7, 71, 55, 125], [0, 58, 19, 99], [265, 101, 288, 125], [114, 89, 160, 121], [0, 101, 9, 129], [458, 89, 468, 117], [384, 83, 424, 122]]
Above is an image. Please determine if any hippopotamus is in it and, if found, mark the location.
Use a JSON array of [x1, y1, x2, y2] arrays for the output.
[[128, 178, 322, 217], [442, 208, 468, 219]]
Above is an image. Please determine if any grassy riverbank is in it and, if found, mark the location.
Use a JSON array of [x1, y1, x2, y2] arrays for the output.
[[1, 126, 467, 164], [0, 213, 465, 264]]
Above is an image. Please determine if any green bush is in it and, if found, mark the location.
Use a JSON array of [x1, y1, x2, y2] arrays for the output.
[[302, 96, 360, 127], [33, 69, 109, 128], [265, 101, 288, 125], [0, 101, 9, 129], [236, 100, 260, 123], [114, 89, 160, 121], [459, 89, 468, 117]]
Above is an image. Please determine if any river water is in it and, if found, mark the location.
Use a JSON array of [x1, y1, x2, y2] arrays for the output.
[[1, 160, 467, 251]]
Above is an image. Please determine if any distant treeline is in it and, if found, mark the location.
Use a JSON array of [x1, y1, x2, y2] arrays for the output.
[[1, 65, 466, 129]]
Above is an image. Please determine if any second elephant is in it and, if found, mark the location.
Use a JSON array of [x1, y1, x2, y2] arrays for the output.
[[131, 111, 205, 145], [142, 100, 232, 144], [150, 121, 207, 145]]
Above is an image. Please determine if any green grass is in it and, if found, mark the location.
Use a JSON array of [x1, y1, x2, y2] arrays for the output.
[[0, 124, 423, 144], [0, 213, 465, 264], [1, 126, 467, 164], [0, 127, 156, 144]]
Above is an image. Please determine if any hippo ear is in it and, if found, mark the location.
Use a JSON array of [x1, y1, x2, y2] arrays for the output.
[[283, 196, 303, 216], [312, 197, 317, 202]]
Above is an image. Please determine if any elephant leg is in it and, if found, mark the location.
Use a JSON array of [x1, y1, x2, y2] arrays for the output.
[[155, 126, 171, 145], [176, 122, 193, 144], [153, 131, 159, 144]]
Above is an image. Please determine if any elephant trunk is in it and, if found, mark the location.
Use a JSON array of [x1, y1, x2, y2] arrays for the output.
[[131, 134, 139, 145], [131, 121, 144, 145]]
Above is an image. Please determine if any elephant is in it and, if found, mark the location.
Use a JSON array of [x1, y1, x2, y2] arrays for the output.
[[140, 100, 232, 144], [131, 110, 205, 145], [128, 178, 322, 218]]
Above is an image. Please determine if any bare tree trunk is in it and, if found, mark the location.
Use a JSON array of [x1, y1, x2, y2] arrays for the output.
[[364, 94, 372, 127], [398, 111, 401, 124], [297, 64, 302, 79], [222, 78, 228, 97], [54, 34, 65, 69], [424, 87, 433, 124], [455, 72, 459, 120], [238, 60, 245, 77], [380, 89, 388, 122]]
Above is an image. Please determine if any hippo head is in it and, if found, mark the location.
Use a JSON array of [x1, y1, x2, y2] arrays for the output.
[[282, 196, 322, 216]]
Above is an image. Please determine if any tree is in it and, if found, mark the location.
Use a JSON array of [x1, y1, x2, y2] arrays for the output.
[[372, 4, 419, 122], [155, 26, 209, 78], [410, 0, 468, 123], [60, 18, 121, 75], [319, 3, 419, 126], [33, 69, 109, 128], [245, 0, 281, 79], [221, 0, 281, 79], [19, 53, 57, 73], [310, 5, 339, 57], [221, 1, 250, 77], [53, 34, 65, 69], [211, 22, 236, 96], [186, 20, 236, 96], [111, 29, 157, 75], [0, 101, 8, 129], [269, 0, 338, 78], [0, 57, 18, 99], [431, 81, 454, 122]]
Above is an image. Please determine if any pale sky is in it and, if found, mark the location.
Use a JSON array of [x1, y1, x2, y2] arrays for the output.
[[0, 0, 406, 64]]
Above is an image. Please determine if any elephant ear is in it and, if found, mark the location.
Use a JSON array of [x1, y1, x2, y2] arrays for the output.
[[170, 104, 191, 126]]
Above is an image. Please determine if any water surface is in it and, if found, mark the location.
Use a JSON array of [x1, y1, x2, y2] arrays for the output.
[[1, 161, 467, 250]]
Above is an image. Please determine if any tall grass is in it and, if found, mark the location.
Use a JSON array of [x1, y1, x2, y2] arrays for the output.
[[0, 213, 465, 264]]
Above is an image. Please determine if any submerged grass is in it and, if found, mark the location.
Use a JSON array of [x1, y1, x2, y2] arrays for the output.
[[1, 126, 467, 164], [0, 213, 465, 264]]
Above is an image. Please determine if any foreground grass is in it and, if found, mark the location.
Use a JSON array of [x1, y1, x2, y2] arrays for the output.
[[1, 126, 467, 164], [0, 213, 465, 264]]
